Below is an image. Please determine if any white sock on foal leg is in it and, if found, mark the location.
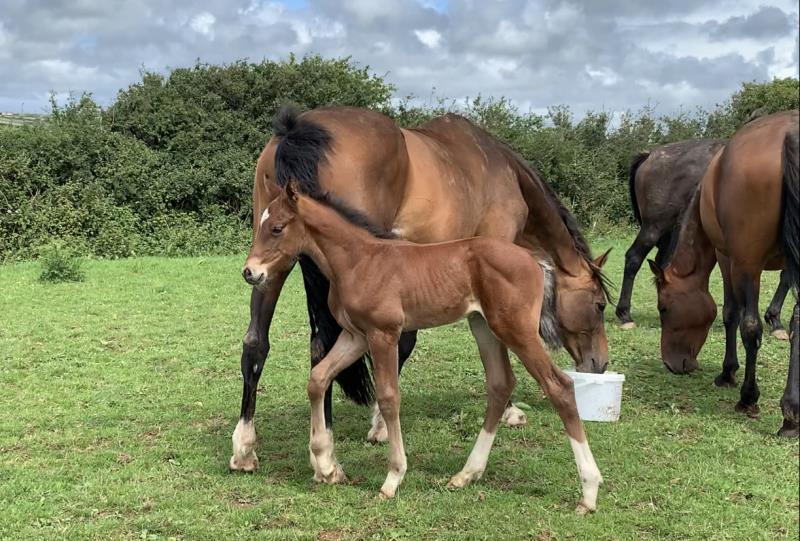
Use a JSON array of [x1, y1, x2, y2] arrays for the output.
[[501, 404, 527, 427], [569, 436, 603, 514], [367, 403, 388, 442], [310, 428, 346, 484], [448, 428, 497, 488]]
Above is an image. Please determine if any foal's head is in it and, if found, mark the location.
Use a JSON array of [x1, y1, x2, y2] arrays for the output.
[[649, 260, 717, 374], [242, 186, 304, 288]]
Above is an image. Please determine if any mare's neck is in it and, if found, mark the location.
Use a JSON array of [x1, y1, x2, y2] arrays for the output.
[[298, 196, 378, 279], [667, 189, 716, 285]]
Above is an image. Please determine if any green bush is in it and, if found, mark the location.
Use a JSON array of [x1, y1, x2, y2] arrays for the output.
[[1, 55, 797, 261], [38, 239, 86, 283]]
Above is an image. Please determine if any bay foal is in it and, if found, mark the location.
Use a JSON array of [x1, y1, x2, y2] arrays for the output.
[[243, 183, 602, 512]]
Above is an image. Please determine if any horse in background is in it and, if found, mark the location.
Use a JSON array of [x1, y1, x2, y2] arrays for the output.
[[617, 139, 791, 337], [231, 106, 612, 473], [648, 111, 799, 436], [244, 182, 603, 512]]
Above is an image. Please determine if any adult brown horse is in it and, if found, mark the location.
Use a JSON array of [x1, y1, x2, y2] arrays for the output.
[[618, 138, 791, 336], [231, 106, 611, 472], [648, 110, 799, 436]]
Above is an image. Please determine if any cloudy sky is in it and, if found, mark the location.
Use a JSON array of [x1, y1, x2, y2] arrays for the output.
[[0, 0, 797, 116]]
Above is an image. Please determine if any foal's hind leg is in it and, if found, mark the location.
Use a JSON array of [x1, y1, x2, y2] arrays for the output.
[[448, 314, 516, 489], [307, 331, 368, 484], [506, 334, 602, 513]]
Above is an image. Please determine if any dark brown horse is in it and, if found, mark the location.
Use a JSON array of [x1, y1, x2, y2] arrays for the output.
[[244, 183, 603, 512], [230, 106, 611, 472], [618, 139, 792, 336], [649, 110, 799, 436]]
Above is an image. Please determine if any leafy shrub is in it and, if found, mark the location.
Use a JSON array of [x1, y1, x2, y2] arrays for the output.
[[38, 239, 86, 283]]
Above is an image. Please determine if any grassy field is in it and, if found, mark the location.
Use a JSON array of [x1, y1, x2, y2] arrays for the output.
[[0, 234, 797, 540], [0, 113, 47, 127]]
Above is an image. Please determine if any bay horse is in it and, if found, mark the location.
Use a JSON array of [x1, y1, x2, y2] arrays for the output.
[[618, 139, 791, 335], [243, 182, 603, 512], [231, 106, 611, 472], [648, 110, 799, 436]]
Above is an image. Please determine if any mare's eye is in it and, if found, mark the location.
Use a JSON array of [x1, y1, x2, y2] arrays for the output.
[[597, 302, 606, 313], [658, 305, 666, 314], [271, 225, 283, 236]]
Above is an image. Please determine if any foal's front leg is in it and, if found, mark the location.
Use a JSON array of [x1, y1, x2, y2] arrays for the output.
[[368, 330, 407, 499], [307, 331, 367, 484]]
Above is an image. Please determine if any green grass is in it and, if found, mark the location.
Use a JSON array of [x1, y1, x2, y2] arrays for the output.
[[0, 113, 48, 127], [1, 234, 797, 540]]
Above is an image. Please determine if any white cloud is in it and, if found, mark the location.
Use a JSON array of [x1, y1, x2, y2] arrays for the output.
[[189, 12, 216, 39], [414, 28, 442, 49]]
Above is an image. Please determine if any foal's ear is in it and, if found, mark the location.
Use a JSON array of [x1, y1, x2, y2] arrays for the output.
[[593, 248, 612, 269], [648, 259, 666, 284], [284, 180, 300, 207]]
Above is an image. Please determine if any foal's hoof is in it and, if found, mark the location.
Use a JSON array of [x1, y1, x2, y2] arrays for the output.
[[367, 423, 388, 443], [378, 488, 396, 500], [734, 401, 760, 417], [501, 405, 527, 428], [620, 322, 637, 330], [713, 373, 736, 388], [229, 452, 259, 473], [575, 501, 596, 515], [447, 470, 482, 489], [313, 462, 347, 485], [777, 419, 799, 438], [771, 329, 790, 341]]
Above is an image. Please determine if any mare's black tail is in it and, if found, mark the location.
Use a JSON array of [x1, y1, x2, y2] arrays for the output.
[[628, 151, 650, 225], [780, 130, 799, 297]]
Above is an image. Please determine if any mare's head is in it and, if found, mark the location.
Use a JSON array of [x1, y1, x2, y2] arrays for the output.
[[648, 259, 716, 373], [242, 185, 304, 288], [552, 250, 612, 373]]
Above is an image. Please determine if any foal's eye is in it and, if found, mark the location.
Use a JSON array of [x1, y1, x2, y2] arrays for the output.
[[597, 302, 606, 313], [271, 225, 283, 236], [658, 305, 666, 314]]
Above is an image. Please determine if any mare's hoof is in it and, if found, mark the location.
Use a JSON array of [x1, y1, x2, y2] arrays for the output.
[[734, 401, 760, 417], [501, 405, 527, 428], [229, 452, 259, 473], [713, 374, 736, 388], [447, 470, 482, 489], [313, 463, 347, 484], [367, 423, 388, 443], [777, 420, 799, 438], [620, 322, 637, 330], [771, 329, 790, 341], [378, 488, 396, 500]]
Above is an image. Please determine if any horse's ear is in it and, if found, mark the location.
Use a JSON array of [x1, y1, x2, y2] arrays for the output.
[[285, 181, 300, 207], [648, 259, 666, 284], [593, 248, 611, 268]]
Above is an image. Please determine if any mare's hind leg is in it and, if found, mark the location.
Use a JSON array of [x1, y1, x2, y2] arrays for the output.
[[504, 334, 602, 513], [733, 269, 763, 416], [368, 331, 417, 443], [448, 314, 516, 489], [715, 254, 741, 388], [307, 331, 368, 484], [778, 303, 799, 437], [765, 269, 790, 340], [616, 226, 661, 328]]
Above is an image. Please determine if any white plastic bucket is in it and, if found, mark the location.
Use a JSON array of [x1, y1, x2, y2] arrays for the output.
[[564, 370, 625, 422]]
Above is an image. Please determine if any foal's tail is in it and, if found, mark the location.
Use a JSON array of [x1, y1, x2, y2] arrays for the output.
[[780, 130, 800, 297], [628, 151, 650, 225]]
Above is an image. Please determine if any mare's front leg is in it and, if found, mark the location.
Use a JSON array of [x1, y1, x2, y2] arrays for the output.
[[448, 315, 516, 489], [368, 330, 407, 499], [733, 269, 763, 416], [764, 269, 790, 340], [231, 272, 289, 472], [778, 303, 799, 437], [714, 254, 740, 388], [307, 331, 368, 483]]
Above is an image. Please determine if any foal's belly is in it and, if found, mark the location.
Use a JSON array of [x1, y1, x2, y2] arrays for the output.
[[401, 298, 482, 331]]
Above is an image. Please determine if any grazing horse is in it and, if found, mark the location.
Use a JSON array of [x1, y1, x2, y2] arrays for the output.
[[231, 106, 611, 472], [617, 139, 791, 336], [243, 183, 603, 512], [648, 111, 799, 436]]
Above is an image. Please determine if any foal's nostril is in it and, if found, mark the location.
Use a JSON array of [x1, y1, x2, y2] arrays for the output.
[[243, 267, 253, 282]]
